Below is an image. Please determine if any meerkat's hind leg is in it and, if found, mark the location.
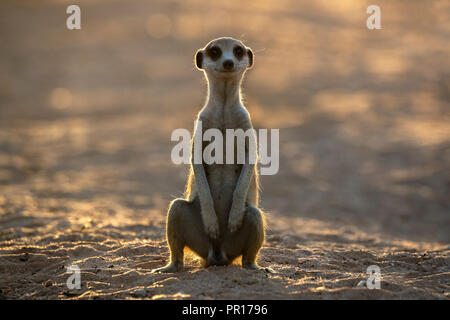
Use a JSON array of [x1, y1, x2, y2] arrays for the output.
[[152, 199, 187, 273], [152, 197, 210, 273], [222, 206, 274, 273], [240, 206, 275, 273]]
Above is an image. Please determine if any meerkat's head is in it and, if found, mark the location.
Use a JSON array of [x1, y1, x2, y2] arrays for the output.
[[194, 37, 254, 79]]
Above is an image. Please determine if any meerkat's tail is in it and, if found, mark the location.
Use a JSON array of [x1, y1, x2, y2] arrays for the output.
[[206, 245, 228, 267]]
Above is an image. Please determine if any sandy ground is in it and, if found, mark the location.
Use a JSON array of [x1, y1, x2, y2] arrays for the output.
[[0, 0, 449, 299]]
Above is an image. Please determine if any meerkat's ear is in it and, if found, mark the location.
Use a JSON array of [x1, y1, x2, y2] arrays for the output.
[[195, 50, 204, 70], [247, 48, 254, 68]]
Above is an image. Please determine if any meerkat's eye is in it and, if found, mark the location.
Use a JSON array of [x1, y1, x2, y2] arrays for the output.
[[233, 46, 244, 60], [207, 46, 222, 61]]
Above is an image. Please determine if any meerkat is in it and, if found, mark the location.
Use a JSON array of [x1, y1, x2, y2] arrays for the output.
[[152, 37, 271, 273]]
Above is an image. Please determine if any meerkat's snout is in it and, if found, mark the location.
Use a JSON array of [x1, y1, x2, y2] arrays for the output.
[[222, 59, 234, 71]]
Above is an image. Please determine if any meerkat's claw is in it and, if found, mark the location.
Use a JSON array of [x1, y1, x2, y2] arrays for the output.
[[263, 267, 276, 274]]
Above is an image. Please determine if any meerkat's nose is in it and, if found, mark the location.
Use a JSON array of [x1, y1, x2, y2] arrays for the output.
[[222, 59, 234, 71]]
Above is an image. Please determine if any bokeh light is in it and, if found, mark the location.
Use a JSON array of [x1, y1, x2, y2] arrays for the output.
[[50, 88, 73, 110], [146, 14, 172, 39]]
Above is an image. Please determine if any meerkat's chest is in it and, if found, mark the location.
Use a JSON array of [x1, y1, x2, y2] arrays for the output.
[[205, 106, 242, 130], [203, 105, 243, 134], [202, 107, 246, 163]]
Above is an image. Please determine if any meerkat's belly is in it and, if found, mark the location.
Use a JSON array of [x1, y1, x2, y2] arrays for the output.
[[205, 163, 242, 223]]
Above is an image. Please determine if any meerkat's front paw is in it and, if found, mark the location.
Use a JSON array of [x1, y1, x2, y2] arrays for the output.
[[203, 209, 220, 239], [228, 205, 245, 233]]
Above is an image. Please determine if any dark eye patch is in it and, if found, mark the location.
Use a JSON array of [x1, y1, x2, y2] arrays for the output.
[[207, 46, 222, 61], [233, 46, 244, 60]]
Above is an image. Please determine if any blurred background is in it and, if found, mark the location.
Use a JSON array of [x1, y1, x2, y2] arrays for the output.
[[0, 0, 449, 299]]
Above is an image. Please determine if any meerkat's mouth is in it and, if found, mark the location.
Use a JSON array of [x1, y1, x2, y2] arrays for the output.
[[215, 69, 234, 73], [215, 68, 237, 74]]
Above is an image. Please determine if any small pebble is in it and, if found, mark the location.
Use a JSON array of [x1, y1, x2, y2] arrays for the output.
[[132, 288, 147, 297], [283, 235, 297, 249], [268, 235, 282, 242], [63, 290, 82, 297], [356, 280, 366, 288], [19, 253, 29, 262]]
